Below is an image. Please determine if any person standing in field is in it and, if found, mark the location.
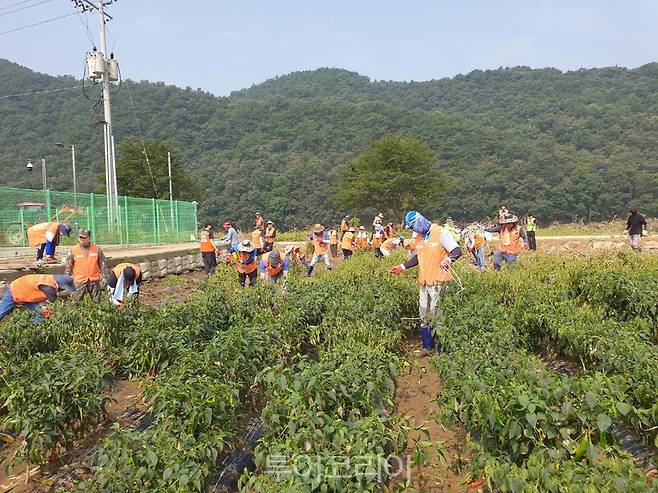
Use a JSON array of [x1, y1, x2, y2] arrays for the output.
[[254, 212, 265, 239], [341, 226, 356, 259], [485, 213, 528, 271], [234, 240, 261, 287], [340, 216, 350, 240], [464, 231, 486, 269], [328, 227, 339, 258], [306, 224, 332, 276], [526, 213, 537, 251], [199, 223, 219, 277], [65, 228, 108, 301], [263, 221, 277, 253], [371, 225, 385, 258], [356, 226, 369, 249], [27, 221, 72, 264], [625, 208, 647, 252], [390, 211, 462, 356]]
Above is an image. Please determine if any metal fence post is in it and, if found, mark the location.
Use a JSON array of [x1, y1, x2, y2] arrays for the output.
[[19, 207, 26, 247], [175, 200, 180, 243], [124, 196, 130, 245], [90, 193, 96, 240], [151, 198, 158, 245], [45, 189, 52, 220]]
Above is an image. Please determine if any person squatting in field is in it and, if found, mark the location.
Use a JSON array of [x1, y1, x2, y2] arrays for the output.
[[108, 263, 142, 305], [390, 210, 462, 356]]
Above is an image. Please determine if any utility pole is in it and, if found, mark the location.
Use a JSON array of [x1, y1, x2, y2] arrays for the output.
[[72, 0, 119, 228]]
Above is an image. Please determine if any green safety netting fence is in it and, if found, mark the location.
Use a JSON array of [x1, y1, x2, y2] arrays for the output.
[[0, 186, 198, 247]]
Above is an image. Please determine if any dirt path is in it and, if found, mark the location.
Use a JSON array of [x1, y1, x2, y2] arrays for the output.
[[391, 337, 469, 492], [139, 270, 205, 306]]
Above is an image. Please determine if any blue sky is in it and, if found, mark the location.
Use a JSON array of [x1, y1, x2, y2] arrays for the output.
[[1, 0, 657, 96]]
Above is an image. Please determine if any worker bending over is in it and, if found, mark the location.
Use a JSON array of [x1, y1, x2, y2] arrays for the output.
[[0, 274, 75, 323], [108, 263, 142, 305], [234, 240, 261, 287], [259, 250, 289, 283], [27, 221, 72, 263]]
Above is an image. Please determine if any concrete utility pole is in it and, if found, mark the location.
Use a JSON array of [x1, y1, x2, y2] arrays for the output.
[[72, 0, 119, 227]]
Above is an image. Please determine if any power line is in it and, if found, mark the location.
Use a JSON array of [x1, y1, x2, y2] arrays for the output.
[[0, 0, 38, 11], [0, 11, 76, 35], [0, 0, 54, 17], [76, 10, 95, 46], [0, 84, 82, 99]]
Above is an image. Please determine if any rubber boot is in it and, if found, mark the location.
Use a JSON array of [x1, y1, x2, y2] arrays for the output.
[[420, 326, 435, 351], [306, 265, 314, 277]]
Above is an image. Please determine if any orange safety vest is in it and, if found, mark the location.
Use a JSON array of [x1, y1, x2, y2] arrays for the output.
[[255, 217, 264, 231], [27, 222, 61, 248], [312, 236, 329, 255], [415, 225, 453, 286], [199, 230, 216, 253], [236, 252, 258, 274], [71, 244, 102, 285], [251, 230, 263, 249], [341, 232, 355, 250], [473, 234, 485, 250], [10, 274, 58, 303], [264, 226, 276, 243], [329, 230, 338, 245], [499, 226, 522, 254], [403, 238, 416, 252], [357, 235, 368, 249], [112, 262, 142, 280], [371, 232, 384, 248], [340, 221, 349, 233], [381, 237, 395, 252], [261, 252, 284, 277]]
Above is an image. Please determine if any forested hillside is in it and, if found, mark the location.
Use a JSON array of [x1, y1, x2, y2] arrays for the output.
[[1, 58, 656, 228]]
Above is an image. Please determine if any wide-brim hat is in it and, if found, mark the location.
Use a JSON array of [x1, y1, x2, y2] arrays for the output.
[[313, 223, 324, 234], [238, 240, 255, 253], [500, 214, 519, 224]]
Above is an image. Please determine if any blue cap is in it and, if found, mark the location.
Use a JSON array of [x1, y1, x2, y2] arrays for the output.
[[59, 224, 72, 236], [54, 274, 76, 292]]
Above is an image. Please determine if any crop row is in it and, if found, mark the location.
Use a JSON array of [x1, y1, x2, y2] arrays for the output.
[[434, 260, 656, 492]]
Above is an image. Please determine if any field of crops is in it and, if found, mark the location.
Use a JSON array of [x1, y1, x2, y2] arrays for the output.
[[0, 251, 657, 492]]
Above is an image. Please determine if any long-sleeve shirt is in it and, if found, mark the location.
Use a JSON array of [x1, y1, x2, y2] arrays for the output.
[[221, 227, 240, 248], [65, 245, 108, 281], [485, 224, 528, 241], [38, 285, 57, 302], [626, 214, 647, 235]]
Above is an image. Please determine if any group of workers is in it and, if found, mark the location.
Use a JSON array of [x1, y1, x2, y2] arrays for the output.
[[0, 224, 142, 323]]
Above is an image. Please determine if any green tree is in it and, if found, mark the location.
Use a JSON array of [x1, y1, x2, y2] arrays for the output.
[[114, 138, 201, 201], [332, 135, 452, 221]]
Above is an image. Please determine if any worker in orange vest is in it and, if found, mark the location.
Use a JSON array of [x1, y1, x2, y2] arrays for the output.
[[0, 274, 75, 322], [328, 227, 339, 258], [27, 221, 72, 263], [259, 250, 290, 283], [371, 225, 385, 258], [108, 263, 142, 304], [286, 244, 307, 266], [380, 236, 404, 257], [384, 222, 395, 239], [263, 221, 277, 252], [356, 226, 369, 249], [464, 231, 486, 269], [485, 213, 528, 271], [306, 224, 332, 276], [340, 216, 350, 239], [235, 240, 261, 287], [255, 212, 265, 239], [64, 228, 107, 301], [390, 211, 462, 356], [251, 228, 264, 250], [199, 223, 220, 277], [341, 226, 356, 259]]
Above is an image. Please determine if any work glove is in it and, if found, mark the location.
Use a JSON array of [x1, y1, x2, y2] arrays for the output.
[[390, 265, 404, 275], [41, 306, 52, 318], [440, 258, 452, 271]]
